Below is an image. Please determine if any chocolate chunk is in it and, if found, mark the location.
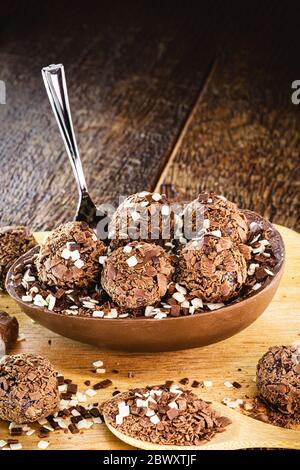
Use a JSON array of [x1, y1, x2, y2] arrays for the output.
[[0, 311, 19, 353], [93, 379, 113, 390]]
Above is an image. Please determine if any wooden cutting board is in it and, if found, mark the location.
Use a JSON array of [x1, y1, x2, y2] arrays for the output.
[[0, 225, 299, 450]]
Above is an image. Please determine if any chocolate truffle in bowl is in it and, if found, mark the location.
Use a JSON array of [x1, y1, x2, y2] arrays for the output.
[[0, 354, 59, 423], [35, 221, 106, 288], [177, 234, 247, 303], [109, 191, 175, 247], [256, 345, 300, 415], [183, 191, 248, 243], [101, 241, 174, 308], [0, 226, 37, 290]]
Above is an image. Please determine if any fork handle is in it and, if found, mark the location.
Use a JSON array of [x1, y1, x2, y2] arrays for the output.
[[41, 63, 87, 194]]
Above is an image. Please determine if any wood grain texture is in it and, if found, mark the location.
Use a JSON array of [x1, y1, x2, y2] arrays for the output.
[[0, 0, 214, 231], [0, 224, 299, 450], [156, 49, 300, 231]]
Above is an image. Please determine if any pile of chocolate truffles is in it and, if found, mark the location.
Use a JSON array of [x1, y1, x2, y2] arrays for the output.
[[12, 190, 280, 318]]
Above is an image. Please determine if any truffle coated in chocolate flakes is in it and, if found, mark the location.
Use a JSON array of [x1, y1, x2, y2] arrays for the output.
[[245, 397, 300, 429], [256, 345, 300, 415], [8, 197, 284, 320], [177, 235, 247, 303], [102, 385, 231, 446], [101, 241, 174, 309], [0, 353, 59, 424], [109, 192, 175, 248], [0, 226, 37, 290], [35, 221, 106, 289], [0, 311, 19, 351], [183, 192, 248, 243]]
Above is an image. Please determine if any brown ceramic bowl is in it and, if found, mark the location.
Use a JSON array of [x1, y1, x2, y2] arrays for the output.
[[6, 211, 285, 352]]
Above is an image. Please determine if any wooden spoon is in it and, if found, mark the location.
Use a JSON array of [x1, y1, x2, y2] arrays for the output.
[[103, 401, 300, 450]]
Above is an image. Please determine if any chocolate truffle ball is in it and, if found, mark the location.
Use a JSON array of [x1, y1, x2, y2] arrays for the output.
[[101, 241, 174, 308], [109, 192, 175, 248], [177, 234, 247, 302], [183, 191, 248, 243], [256, 345, 300, 415], [36, 221, 106, 288], [0, 354, 59, 423], [0, 226, 37, 290]]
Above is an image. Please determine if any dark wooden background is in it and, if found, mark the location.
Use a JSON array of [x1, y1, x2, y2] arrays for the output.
[[0, 1, 299, 231]]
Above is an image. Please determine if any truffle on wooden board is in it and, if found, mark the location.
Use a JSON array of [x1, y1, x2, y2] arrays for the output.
[[0, 354, 59, 423], [256, 345, 300, 415], [0, 311, 19, 355]]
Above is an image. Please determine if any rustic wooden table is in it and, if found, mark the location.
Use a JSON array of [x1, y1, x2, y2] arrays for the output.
[[0, 1, 299, 231], [0, 0, 299, 451]]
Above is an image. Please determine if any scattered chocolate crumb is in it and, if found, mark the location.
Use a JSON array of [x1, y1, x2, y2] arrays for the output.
[[93, 379, 113, 390], [68, 423, 79, 434], [10, 427, 22, 436], [111, 369, 119, 374], [128, 372, 135, 378], [191, 380, 201, 388], [179, 378, 189, 385], [232, 381, 242, 389], [84, 380, 91, 386], [48, 340, 52, 345], [112, 390, 120, 396]]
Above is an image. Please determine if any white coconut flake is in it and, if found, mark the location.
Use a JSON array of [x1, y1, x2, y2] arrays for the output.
[[161, 205, 170, 216], [93, 360, 104, 368], [154, 311, 167, 320], [168, 401, 178, 409], [191, 298, 203, 308], [46, 294, 56, 311], [172, 292, 186, 303], [96, 368, 106, 374], [206, 303, 225, 311], [123, 245, 133, 254], [146, 408, 155, 417], [74, 259, 85, 269], [26, 428, 36, 436], [70, 250, 80, 261], [224, 381, 233, 388], [175, 284, 187, 295], [203, 219, 210, 229], [126, 256, 138, 267], [10, 443, 22, 450], [152, 193, 162, 201], [252, 283, 262, 291], [131, 210, 141, 222], [181, 300, 190, 308], [115, 415, 123, 425], [203, 380, 213, 388], [247, 263, 259, 276], [150, 414, 160, 425], [104, 309, 118, 319], [249, 221, 258, 232], [145, 306, 155, 317], [99, 256, 107, 265], [61, 248, 72, 260], [86, 389, 97, 397], [92, 310, 105, 318], [22, 295, 33, 302], [264, 268, 274, 276], [210, 229, 222, 238], [0, 440, 7, 448]]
